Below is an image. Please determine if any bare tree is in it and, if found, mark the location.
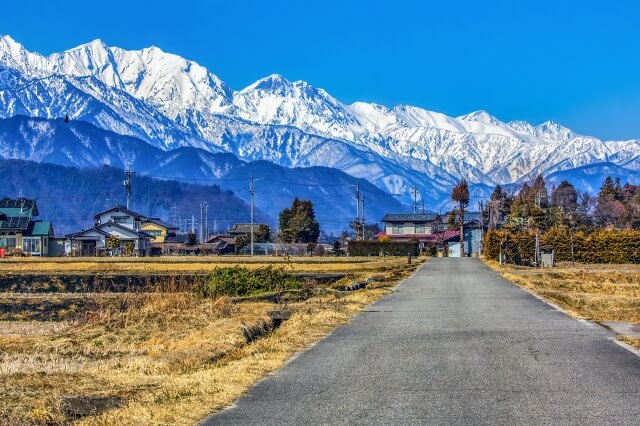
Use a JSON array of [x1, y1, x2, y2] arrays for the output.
[[451, 179, 470, 257]]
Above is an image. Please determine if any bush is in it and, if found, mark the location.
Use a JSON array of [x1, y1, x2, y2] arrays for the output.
[[484, 228, 640, 264], [198, 266, 301, 298]]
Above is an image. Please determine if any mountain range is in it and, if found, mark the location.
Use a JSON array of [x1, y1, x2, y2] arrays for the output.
[[0, 34, 639, 227]]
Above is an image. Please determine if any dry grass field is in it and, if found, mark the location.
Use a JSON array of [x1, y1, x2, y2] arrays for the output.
[[0, 256, 402, 274], [486, 260, 640, 348], [0, 256, 424, 425]]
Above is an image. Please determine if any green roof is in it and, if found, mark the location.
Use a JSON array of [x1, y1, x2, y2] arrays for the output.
[[0, 207, 33, 218], [24, 221, 53, 236]]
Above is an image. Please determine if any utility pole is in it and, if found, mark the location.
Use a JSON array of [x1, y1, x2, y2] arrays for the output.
[[199, 202, 206, 243], [361, 194, 365, 240], [355, 180, 361, 240], [412, 187, 419, 213], [204, 202, 208, 242], [250, 175, 255, 256], [479, 200, 484, 256], [124, 167, 134, 210]]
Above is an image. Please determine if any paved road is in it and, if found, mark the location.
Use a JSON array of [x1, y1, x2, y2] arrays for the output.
[[205, 258, 640, 425]]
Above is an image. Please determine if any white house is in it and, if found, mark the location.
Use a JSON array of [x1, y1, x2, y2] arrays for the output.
[[66, 205, 154, 256]]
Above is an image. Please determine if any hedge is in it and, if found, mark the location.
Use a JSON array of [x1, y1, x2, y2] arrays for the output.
[[348, 241, 420, 256], [484, 228, 640, 264]]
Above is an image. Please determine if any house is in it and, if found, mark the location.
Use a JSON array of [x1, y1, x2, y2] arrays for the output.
[[228, 223, 268, 238], [380, 213, 443, 242], [66, 205, 155, 256], [446, 211, 486, 257], [205, 235, 236, 255], [0, 198, 54, 256], [141, 217, 179, 243]]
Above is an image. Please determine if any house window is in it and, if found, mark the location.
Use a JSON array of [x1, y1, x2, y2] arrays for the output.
[[113, 216, 128, 224], [23, 237, 41, 254], [392, 224, 401, 234], [146, 230, 162, 237], [0, 236, 17, 251], [414, 224, 425, 234]]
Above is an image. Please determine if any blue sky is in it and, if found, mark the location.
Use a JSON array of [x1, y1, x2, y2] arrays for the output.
[[2, 0, 639, 140]]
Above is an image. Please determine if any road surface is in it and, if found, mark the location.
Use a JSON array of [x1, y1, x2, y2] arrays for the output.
[[204, 258, 640, 425]]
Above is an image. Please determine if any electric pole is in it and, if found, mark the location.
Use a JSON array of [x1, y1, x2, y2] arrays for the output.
[[355, 180, 361, 240], [124, 167, 134, 210], [204, 202, 208, 242], [250, 175, 255, 256], [412, 187, 419, 213], [361, 194, 365, 240], [479, 200, 484, 255]]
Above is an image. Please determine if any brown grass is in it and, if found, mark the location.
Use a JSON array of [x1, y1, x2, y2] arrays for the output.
[[0, 255, 408, 275], [0, 257, 425, 425], [485, 260, 640, 349]]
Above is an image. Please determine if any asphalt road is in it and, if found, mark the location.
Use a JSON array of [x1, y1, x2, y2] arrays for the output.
[[204, 258, 640, 425]]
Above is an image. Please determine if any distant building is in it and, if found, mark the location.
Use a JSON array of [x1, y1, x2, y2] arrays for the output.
[[66, 205, 155, 256], [228, 223, 268, 238], [0, 198, 54, 256], [381, 213, 443, 241], [205, 235, 236, 255], [141, 217, 179, 243]]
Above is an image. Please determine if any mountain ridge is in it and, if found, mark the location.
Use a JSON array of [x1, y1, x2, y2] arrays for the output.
[[0, 34, 638, 206]]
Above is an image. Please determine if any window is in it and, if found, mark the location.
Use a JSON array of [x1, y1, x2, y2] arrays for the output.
[[392, 224, 402, 234], [415, 224, 425, 234], [23, 237, 41, 254], [146, 230, 162, 237], [113, 216, 129, 224], [0, 235, 17, 251]]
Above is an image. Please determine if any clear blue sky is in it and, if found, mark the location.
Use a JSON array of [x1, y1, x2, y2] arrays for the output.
[[2, 0, 640, 140]]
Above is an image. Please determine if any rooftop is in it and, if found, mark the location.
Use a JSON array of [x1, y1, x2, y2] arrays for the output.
[[381, 213, 441, 223]]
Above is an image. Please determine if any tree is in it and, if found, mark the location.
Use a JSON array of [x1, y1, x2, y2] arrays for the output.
[[186, 231, 197, 246], [451, 179, 469, 256], [595, 176, 626, 228], [488, 185, 511, 228], [107, 234, 120, 255], [236, 224, 271, 249], [278, 198, 320, 243], [332, 240, 343, 256], [551, 180, 578, 212]]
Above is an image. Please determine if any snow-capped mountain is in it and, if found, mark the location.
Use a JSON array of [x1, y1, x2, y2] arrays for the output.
[[0, 34, 638, 208]]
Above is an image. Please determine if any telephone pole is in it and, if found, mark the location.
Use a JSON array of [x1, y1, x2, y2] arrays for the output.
[[204, 203, 209, 241], [124, 167, 134, 210], [199, 202, 208, 243], [412, 187, 419, 213], [361, 194, 365, 240], [250, 176, 255, 256]]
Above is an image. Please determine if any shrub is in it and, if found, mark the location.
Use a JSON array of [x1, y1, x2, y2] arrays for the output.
[[198, 266, 301, 298], [484, 228, 640, 264]]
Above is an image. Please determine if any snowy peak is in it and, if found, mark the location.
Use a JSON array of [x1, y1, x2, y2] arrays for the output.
[[458, 110, 503, 126], [534, 120, 576, 141], [242, 73, 295, 96], [1, 36, 233, 115], [233, 74, 360, 137], [507, 120, 537, 136]]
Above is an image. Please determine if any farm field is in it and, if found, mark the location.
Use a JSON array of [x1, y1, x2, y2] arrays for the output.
[[487, 261, 640, 349], [0, 256, 401, 274], [0, 256, 424, 425]]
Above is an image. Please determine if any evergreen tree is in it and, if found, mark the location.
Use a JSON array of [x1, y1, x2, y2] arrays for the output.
[[278, 198, 320, 243]]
